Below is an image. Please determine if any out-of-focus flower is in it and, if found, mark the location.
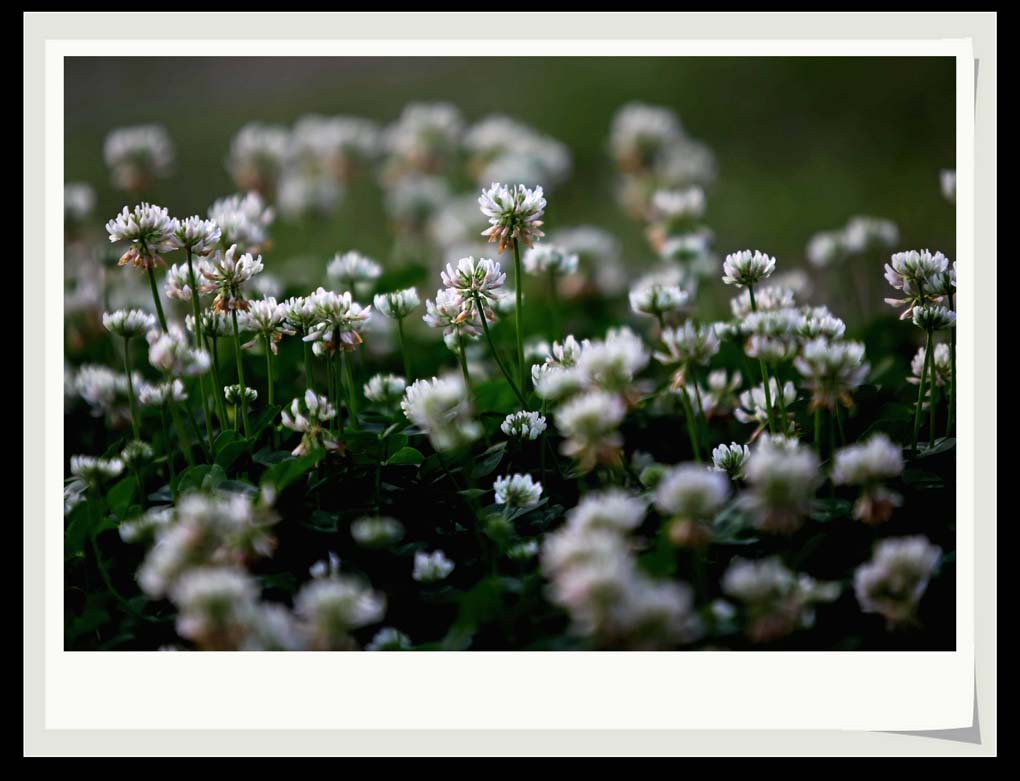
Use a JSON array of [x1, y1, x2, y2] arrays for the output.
[[500, 410, 547, 441], [120, 439, 154, 468], [741, 436, 820, 534], [70, 454, 124, 486], [104, 125, 174, 192], [224, 384, 258, 405], [351, 516, 405, 549], [478, 182, 546, 252], [294, 574, 386, 650], [280, 391, 340, 456], [373, 287, 420, 320], [794, 337, 869, 411], [940, 170, 956, 204], [854, 536, 941, 627], [832, 434, 904, 524], [327, 251, 382, 298], [734, 378, 797, 434], [383, 102, 464, 178], [208, 192, 274, 253], [363, 373, 407, 407], [576, 327, 649, 394], [64, 182, 96, 225], [909, 342, 952, 389], [655, 321, 720, 369], [629, 280, 688, 320], [401, 375, 481, 452], [722, 557, 840, 643], [147, 325, 211, 377], [729, 284, 796, 319], [413, 550, 455, 583], [366, 627, 412, 651], [170, 566, 258, 650], [494, 473, 543, 509], [522, 244, 578, 277], [655, 463, 730, 547], [138, 378, 187, 406], [555, 390, 626, 472], [226, 122, 290, 196]]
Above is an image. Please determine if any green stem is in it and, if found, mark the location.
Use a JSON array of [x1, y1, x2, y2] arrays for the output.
[[473, 292, 527, 406], [834, 400, 846, 446], [548, 269, 561, 336], [160, 403, 176, 493], [747, 286, 776, 433], [456, 331, 473, 392], [122, 337, 140, 440], [679, 386, 702, 463], [947, 294, 956, 437], [146, 265, 169, 334], [911, 328, 932, 454], [773, 369, 790, 436], [167, 395, 195, 467], [208, 335, 229, 430], [230, 309, 250, 437], [303, 337, 315, 392], [928, 336, 938, 448], [184, 249, 215, 450], [341, 350, 359, 429], [397, 318, 412, 380], [263, 334, 275, 406], [814, 407, 822, 454], [512, 238, 526, 395]]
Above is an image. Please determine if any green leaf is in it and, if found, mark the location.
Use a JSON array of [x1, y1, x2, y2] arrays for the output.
[[902, 468, 944, 489], [251, 404, 282, 437], [105, 476, 137, 518], [470, 441, 507, 478], [385, 446, 424, 466], [253, 448, 295, 467], [457, 488, 487, 499], [260, 449, 325, 491], [218, 479, 259, 497]]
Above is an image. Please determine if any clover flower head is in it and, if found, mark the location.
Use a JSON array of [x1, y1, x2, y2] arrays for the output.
[[239, 297, 295, 354], [712, 442, 751, 479], [547, 225, 625, 294], [833, 434, 905, 524], [366, 627, 412, 651], [910, 342, 952, 389], [65, 182, 96, 223], [577, 327, 649, 392], [73, 363, 135, 419], [729, 284, 796, 319], [798, 305, 846, 340], [304, 288, 372, 352], [120, 439, 155, 468], [280, 390, 340, 456], [734, 378, 798, 431], [555, 390, 626, 472], [146, 325, 211, 377], [722, 249, 777, 288], [794, 337, 869, 410], [294, 575, 386, 650], [568, 489, 647, 532], [413, 550, 455, 583], [165, 259, 214, 302], [649, 186, 705, 223], [723, 557, 840, 643], [137, 378, 187, 406], [741, 437, 821, 534], [655, 321, 720, 367], [309, 551, 342, 580], [523, 243, 579, 276], [70, 454, 124, 486], [546, 334, 588, 368], [423, 288, 484, 340], [106, 202, 180, 269], [494, 473, 543, 509], [629, 281, 689, 319], [478, 182, 547, 252], [103, 308, 156, 339], [351, 516, 406, 549], [373, 287, 420, 320], [854, 536, 941, 626], [940, 170, 956, 204], [172, 215, 222, 256], [912, 304, 956, 332], [327, 251, 382, 297], [208, 191, 274, 252], [883, 249, 950, 318], [655, 463, 730, 526], [224, 384, 258, 406], [531, 363, 587, 403], [363, 373, 407, 407], [384, 102, 464, 176], [401, 375, 481, 452], [843, 216, 899, 254], [500, 410, 547, 441], [199, 244, 264, 312], [169, 566, 258, 650], [104, 125, 174, 192], [609, 102, 684, 172], [806, 230, 845, 268], [441, 256, 506, 302], [226, 122, 291, 195]]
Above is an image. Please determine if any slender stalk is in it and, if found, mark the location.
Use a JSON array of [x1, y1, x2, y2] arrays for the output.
[[341, 350, 359, 429], [145, 265, 169, 334], [122, 337, 140, 440], [303, 337, 315, 391], [928, 339, 938, 448], [230, 309, 250, 436], [473, 292, 527, 406], [834, 400, 846, 446], [947, 293, 956, 437], [548, 269, 561, 336], [207, 335, 229, 430], [167, 395, 195, 467], [679, 386, 702, 463], [690, 365, 710, 453], [184, 248, 214, 449], [160, 403, 177, 494], [772, 369, 790, 436], [911, 328, 933, 454], [262, 334, 275, 406], [747, 286, 776, 433], [814, 407, 822, 453], [396, 317, 412, 380], [456, 332, 473, 392], [512, 238, 526, 395]]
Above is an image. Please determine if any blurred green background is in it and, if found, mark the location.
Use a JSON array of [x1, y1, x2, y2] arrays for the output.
[[64, 56, 955, 315]]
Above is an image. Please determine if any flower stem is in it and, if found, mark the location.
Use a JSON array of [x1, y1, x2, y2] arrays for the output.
[[548, 269, 562, 336], [473, 292, 527, 406], [947, 294, 956, 437], [397, 317, 412, 380], [303, 338, 315, 392], [911, 328, 933, 454], [122, 337, 140, 440], [747, 286, 776, 433], [341, 350, 359, 429], [208, 335, 229, 430], [230, 309, 250, 437], [814, 407, 822, 453], [145, 265, 169, 334], [928, 338, 938, 448], [184, 249, 215, 449], [512, 238, 526, 395], [167, 395, 195, 467], [262, 334, 275, 406], [679, 386, 702, 463], [456, 332, 473, 392]]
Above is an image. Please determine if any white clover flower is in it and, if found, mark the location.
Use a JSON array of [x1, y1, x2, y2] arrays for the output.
[[146, 325, 211, 377], [910, 342, 952, 389], [327, 251, 382, 298], [729, 284, 796, 319], [648, 186, 705, 227], [401, 375, 481, 452], [384, 174, 450, 235], [169, 566, 258, 650], [723, 557, 840, 643], [137, 378, 187, 406], [309, 551, 342, 580], [555, 390, 626, 472], [412, 550, 455, 583], [423, 288, 484, 341], [654, 321, 720, 367], [940, 169, 956, 204], [545, 334, 588, 368], [522, 244, 579, 277], [199, 244, 264, 313], [654, 463, 730, 520], [223, 384, 257, 405], [531, 363, 587, 403], [363, 373, 407, 407], [276, 171, 343, 221], [806, 230, 845, 268], [741, 308, 804, 363], [280, 390, 340, 456], [742, 437, 820, 534], [832, 434, 905, 524], [64, 182, 95, 224], [294, 575, 386, 650], [63, 479, 87, 515], [70, 454, 124, 485], [734, 378, 798, 431], [629, 281, 689, 319], [843, 216, 899, 255], [660, 232, 712, 263], [171, 215, 222, 256], [854, 536, 941, 626], [712, 442, 751, 479], [303, 288, 372, 353], [500, 410, 547, 441], [699, 369, 743, 418], [351, 516, 405, 549], [466, 115, 571, 190], [440, 256, 506, 304], [120, 439, 154, 468], [240, 603, 306, 652], [384, 102, 464, 176], [366, 627, 412, 651], [912, 304, 957, 332], [883, 249, 950, 318], [577, 327, 650, 393], [104, 125, 174, 192], [609, 102, 684, 173], [105, 202, 180, 269], [103, 308, 156, 339], [794, 337, 869, 411], [73, 363, 134, 419], [547, 225, 626, 295], [373, 287, 420, 321], [165, 259, 214, 302], [478, 182, 547, 252], [493, 473, 543, 509], [798, 305, 846, 341], [226, 122, 291, 195], [722, 249, 777, 288], [208, 192, 274, 252], [239, 297, 295, 354], [568, 489, 647, 532]]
